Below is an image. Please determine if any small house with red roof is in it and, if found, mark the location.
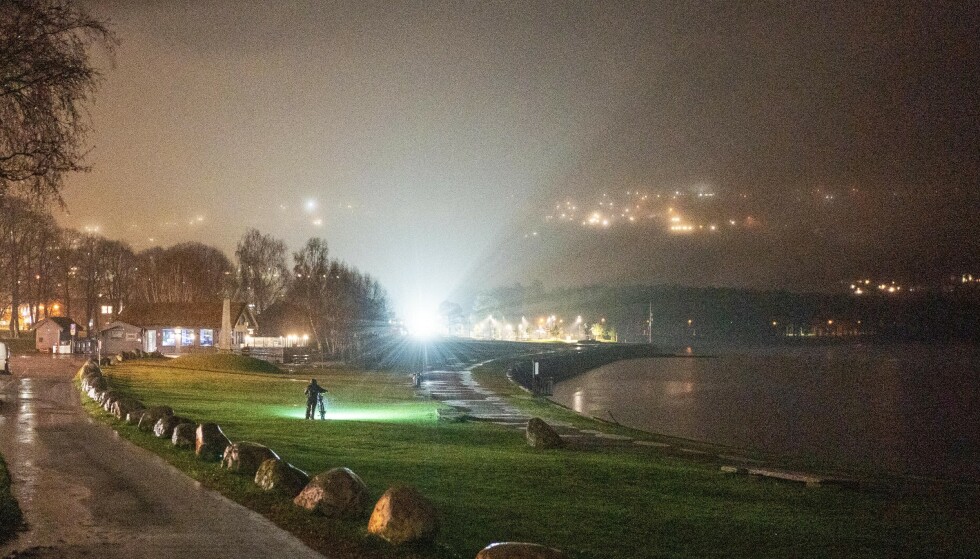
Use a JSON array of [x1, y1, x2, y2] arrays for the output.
[[32, 316, 85, 353]]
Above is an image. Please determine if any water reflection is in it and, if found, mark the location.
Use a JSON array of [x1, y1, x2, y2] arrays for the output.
[[17, 378, 35, 445], [551, 345, 980, 481], [664, 381, 694, 397]]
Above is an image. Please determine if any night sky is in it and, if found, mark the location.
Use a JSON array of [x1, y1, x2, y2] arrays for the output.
[[64, 1, 979, 312]]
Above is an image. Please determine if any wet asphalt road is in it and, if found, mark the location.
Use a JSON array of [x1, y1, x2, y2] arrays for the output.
[[0, 354, 327, 558]]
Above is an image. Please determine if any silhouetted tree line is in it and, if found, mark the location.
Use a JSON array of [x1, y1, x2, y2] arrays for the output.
[[0, 200, 391, 353], [469, 282, 980, 344]]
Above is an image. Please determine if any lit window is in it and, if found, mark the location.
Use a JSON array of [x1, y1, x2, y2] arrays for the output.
[[101, 305, 113, 315], [161, 329, 175, 347], [199, 329, 214, 347], [181, 329, 194, 345]]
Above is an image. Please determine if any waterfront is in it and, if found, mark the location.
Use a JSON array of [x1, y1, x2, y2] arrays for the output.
[[551, 344, 980, 481]]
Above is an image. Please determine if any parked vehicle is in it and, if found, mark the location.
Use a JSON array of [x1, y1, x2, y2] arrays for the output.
[[0, 342, 10, 374]]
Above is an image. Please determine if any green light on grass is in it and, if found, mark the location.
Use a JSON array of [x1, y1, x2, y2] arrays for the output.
[[276, 404, 436, 422]]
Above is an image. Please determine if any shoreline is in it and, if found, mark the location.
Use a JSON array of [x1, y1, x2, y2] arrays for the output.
[[504, 343, 674, 391], [521, 346, 980, 488]]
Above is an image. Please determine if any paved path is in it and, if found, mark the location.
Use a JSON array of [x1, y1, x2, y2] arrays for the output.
[[421, 370, 529, 424], [0, 355, 327, 559], [420, 368, 642, 446]]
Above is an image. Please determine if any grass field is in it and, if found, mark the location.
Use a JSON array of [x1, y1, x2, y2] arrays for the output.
[[92, 356, 980, 559]]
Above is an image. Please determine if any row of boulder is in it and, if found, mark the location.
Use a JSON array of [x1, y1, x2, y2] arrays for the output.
[[77, 360, 565, 558], [91, 349, 165, 369]]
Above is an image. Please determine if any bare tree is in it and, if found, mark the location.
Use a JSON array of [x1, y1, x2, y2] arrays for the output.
[[235, 228, 288, 314], [290, 238, 330, 352], [50, 226, 82, 321], [0, 195, 47, 335], [0, 0, 116, 201], [287, 238, 391, 357], [132, 242, 234, 304], [99, 238, 135, 318], [23, 204, 58, 323]]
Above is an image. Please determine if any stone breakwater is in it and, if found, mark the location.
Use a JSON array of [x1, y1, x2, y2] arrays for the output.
[[75, 357, 569, 559], [507, 343, 669, 392]]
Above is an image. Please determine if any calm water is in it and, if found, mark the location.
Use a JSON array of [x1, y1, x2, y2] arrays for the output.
[[551, 344, 980, 481]]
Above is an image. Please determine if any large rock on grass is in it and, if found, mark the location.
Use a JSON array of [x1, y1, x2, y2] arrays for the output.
[[293, 467, 369, 517], [80, 362, 101, 375], [367, 485, 438, 545], [83, 375, 107, 393], [138, 406, 174, 431], [255, 458, 310, 498], [476, 543, 567, 559], [80, 367, 101, 384], [525, 418, 563, 449], [172, 423, 197, 448], [111, 398, 143, 420], [98, 390, 120, 410], [221, 442, 279, 475], [195, 423, 231, 461], [126, 409, 146, 425], [154, 415, 192, 439]]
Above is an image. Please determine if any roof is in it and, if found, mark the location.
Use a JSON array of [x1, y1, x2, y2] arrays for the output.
[[116, 301, 254, 329], [32, 316, 79, 331], [99, 320, 142, 333]]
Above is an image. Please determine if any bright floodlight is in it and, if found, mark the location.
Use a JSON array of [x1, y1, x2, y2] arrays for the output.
[[405, 309, 440, 340]]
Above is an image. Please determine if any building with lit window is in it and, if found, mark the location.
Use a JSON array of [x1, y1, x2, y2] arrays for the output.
[[101, 299, 257, 356]]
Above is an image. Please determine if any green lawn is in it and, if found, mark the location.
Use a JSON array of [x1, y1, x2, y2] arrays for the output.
[[92, 358, 980, 559]]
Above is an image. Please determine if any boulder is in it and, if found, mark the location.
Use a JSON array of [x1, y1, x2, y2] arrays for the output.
[[195, 423, 231, 461], [154, 415, 191, 439], [172, 423, 197, 448], [81, 360, 101, 375], [255, 458, 310, 498], [99, 357, 113, 367], [367, 485, 438, 545], [125, 409, 147, 425], [137, 406, 174, 431], [114, 353, 126, 363], [111, 398, 144, 420], [87, 388, 104, 402], [83, 375, 107, 393], [475, 543, 567, 559], [293, 467, 369, 517], [80, 370, 99, 385], [525, 418, 563, 449], [101, 391, 124, 412], [98, 389, 120, 409], [221, 442, 280, 475]]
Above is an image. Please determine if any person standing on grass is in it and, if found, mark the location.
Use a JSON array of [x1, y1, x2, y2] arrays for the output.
[[304, 379, 327, 420]]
